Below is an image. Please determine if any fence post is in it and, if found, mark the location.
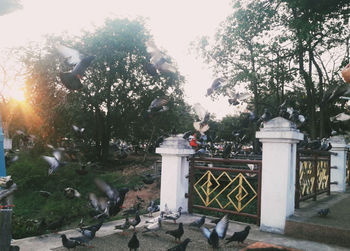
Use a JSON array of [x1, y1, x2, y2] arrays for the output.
[[156, 135, 194, 213], [330, 136, 347, 192], [0, 114, 11, 251], [256, 117, 303, 234]]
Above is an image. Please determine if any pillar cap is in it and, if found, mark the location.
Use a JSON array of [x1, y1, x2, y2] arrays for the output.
[[330, 135, 347, 149], [156, 134, 194, 155], [256, 117, 304, 143]]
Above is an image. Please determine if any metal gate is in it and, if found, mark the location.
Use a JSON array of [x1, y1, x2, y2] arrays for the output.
[[188, 157, 261, 225]]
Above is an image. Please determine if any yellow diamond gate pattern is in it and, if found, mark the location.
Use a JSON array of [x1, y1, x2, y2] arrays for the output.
[[299, 160, 315, 197], [317, 159, 329, 191], [193, 170, 257, 212]]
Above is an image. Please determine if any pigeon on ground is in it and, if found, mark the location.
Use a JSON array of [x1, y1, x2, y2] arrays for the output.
[[318, 208, 330, 217], [61, 234, 85, 249], [38, 190, 52, 197], [130, 211, 141, 230], [201, 215, 229, 249], [64, 187, 81, 199], [75, 225, 97, 246], [225, 225, 251, 246], [128, 232, 140, 251], [80, 219, 103, 234], [115, 216, 131, 231], [57, 45, 95, 90], [147, 200, 160, 216], [164, 207, 182, 223], [47, 216, 65, 231], [166, 222, 184, 242], [189, 215, 206, 228], [143, 217, 162, 235], [145, 212, 164, 224], [167, 238, 191, 251], [207, 78, 224, 96]]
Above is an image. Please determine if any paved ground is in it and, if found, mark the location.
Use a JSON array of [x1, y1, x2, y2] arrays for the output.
[[12, 213, 349, 251], [292, 190, 350, 230]]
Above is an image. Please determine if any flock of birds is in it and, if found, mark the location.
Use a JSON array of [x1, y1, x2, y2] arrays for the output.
[[61, 203, 252, 250]]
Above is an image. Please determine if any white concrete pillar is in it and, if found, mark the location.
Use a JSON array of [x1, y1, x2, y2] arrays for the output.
[[330, 136, 347, 192], [156, 135, 194, 213], [256, 117, 303, 234]]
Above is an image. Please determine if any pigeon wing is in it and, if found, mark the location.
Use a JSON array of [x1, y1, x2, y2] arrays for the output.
[[42, 156, 59, 175], [57, 45, 81, 65], [53, 150, 62, 161], [201, 226, 211, 240], [215, 215, 228, 239], [94, 178, 119, 201]]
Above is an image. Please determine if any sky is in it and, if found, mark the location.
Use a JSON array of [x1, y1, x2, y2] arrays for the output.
[[0, 0, 240, 119]]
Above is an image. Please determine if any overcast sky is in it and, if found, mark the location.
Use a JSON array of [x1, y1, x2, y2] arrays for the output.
[[0, 0, 241, 119]]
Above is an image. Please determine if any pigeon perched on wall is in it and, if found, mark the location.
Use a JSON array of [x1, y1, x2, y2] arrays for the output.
[[57, 45, 95, 90], [128, 232, 140, 251], [42, 150, 65, 175], [189, 215, 206, 228], [257, 108, 272, 127], [201, 215, 229, 249], [225, 226, 251, 246], [207, 78, 224, 96], [167, 238, 191, 251], [166, 223, 184, 242]]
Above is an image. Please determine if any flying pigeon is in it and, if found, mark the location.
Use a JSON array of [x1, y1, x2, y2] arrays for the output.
[[166, 223, 184, 242], [73, 125, 85, 133], [330, 112, 350, 122], [164, 207, 182, 223], [167, 238, 191, 251], [228, 92, 250, 106], [207, 78, 224, 96], [146, 40, 176, 74], [128, 232, 140, 251], [225, 225, 251, 246], [201, 214, 229, 249], [5, 151, 18, 168], [193, 103, 210, 135], [42, 150, 65, 175], [0, 0, 22, 16], [93, 178, 129, 218], [57, 45, 95, 90], [146, 98, 169, 118], [189, 215, 206, 228]]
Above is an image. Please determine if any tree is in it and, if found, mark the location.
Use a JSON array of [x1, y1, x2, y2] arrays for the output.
[[19, 18, 192, 161]]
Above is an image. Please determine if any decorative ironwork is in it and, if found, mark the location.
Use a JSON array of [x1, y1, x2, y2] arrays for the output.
[[295, 150, 331, 208], [194, 171, 257, 212], [188, 157, 261, 224]]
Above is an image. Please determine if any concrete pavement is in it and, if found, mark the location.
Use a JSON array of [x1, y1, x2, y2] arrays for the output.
[[11, 213, 349, 251]]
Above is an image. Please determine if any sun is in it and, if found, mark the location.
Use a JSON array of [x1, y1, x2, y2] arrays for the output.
[[11, 88, 26, 102]]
